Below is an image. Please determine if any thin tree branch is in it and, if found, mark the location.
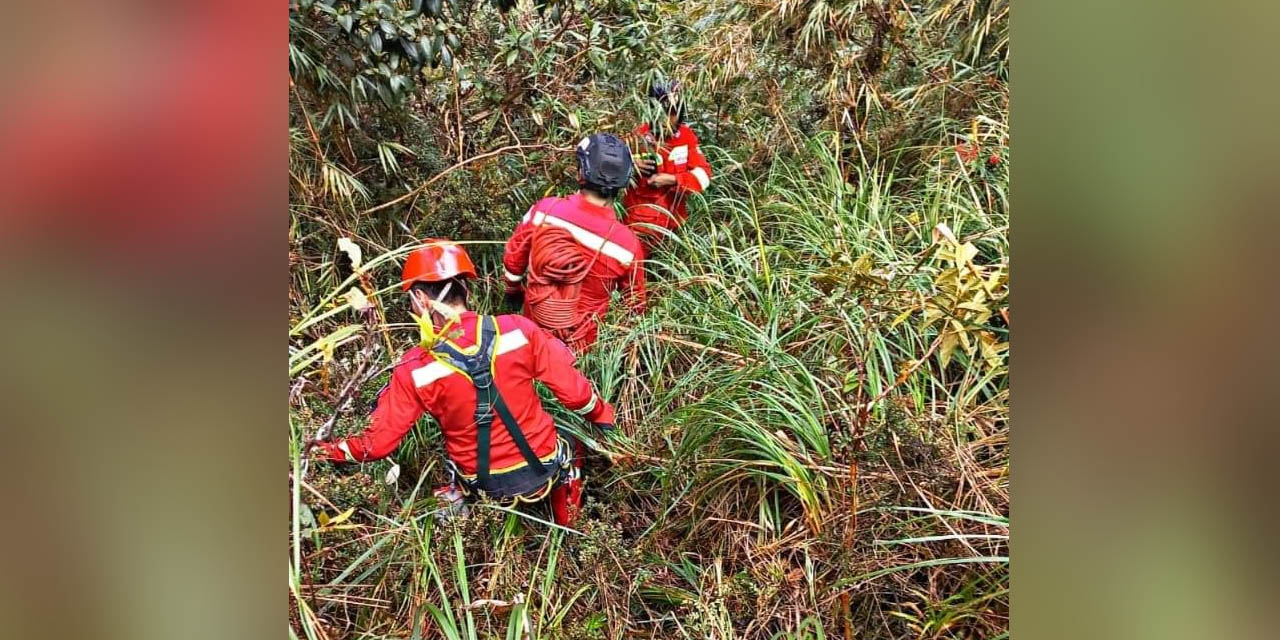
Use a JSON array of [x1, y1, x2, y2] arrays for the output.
[[356, 143, 569, 217]]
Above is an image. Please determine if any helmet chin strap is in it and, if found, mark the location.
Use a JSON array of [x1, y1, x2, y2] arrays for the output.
[[412, 282, 462, 349], [431, 282, 454, 311]]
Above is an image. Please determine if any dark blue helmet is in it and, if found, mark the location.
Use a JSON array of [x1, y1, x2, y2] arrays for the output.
[[649, 80, 680, 103], [575, 133, 633, 196], [648, 80, 685, 126]]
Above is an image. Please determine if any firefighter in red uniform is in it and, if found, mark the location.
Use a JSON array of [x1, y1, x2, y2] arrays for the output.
[[623, 81, 713, 245], [308, 240, 614, 526], [502, 133, 647, 354]]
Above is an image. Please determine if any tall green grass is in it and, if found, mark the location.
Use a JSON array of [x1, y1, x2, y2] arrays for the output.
[[290, 134, 1007, 638]]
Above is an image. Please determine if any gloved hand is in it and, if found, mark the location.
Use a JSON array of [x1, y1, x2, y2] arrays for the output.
[[502, 289, 525, 313], [647, 173, 677, 187], [432, 483, 469, 522]]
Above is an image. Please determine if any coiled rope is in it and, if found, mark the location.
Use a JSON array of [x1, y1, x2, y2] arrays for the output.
[[527, 226, 592, 329], [525, 216, 612, 352]]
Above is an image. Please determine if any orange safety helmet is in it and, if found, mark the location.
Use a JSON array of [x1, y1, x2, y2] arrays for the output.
[[400, 239, 477, 291]]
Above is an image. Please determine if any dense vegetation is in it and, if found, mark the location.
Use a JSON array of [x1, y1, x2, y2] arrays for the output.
[[289, 1, 1008, 638]]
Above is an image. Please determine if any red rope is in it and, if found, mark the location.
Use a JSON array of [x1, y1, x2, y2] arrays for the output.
[[526, 226, 591, 331], [520, 201, 618, 353]]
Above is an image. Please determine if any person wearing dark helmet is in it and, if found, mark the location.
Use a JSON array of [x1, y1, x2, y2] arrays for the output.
[[501, 133, 647, 354], [623, 81, 713, 246], [308, 239, 615, 527]]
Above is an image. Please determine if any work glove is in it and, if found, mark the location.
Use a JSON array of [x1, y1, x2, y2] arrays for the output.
[[647, 172, 677, 188], [502, 289, 525, 313]]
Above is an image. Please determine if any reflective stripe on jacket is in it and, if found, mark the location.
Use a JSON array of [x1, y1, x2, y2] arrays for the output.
[[503, 193, 647, 320], [326, 311, 614, 474], [622, 123, 712, 240]]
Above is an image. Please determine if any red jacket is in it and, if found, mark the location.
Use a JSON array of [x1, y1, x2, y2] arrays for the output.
[[503, 193, 647, 347], [321, 312, 614, 475], [622, 123, 712, 241]]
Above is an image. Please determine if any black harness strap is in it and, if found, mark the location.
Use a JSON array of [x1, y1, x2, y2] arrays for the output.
[[431, 316, 550, 488]]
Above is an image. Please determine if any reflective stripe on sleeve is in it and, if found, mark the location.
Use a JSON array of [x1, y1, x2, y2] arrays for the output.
[[690, 167, 710, 190], [337, 441, 355, 462], [411, 361, 455, 388], [504, 269, 524, 282], [573, 393, 599, 416], [495, 329, 528, 355]]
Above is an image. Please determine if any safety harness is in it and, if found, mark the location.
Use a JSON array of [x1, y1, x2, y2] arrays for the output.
[[430, 315, 567, 501]]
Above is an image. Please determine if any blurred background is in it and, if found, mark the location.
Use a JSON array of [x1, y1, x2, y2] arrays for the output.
[[0, 1, 281, 639], [1015, 1, 1280, 638], [0, 0, 1277, 639]]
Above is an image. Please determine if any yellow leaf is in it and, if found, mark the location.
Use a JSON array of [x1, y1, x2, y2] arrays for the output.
[[891, 308, 915, 328], [984, 267, 1006, 294], [851, 253, 873, 275], [319, 337, 335, 364], [978, 332, 1007, 370], [921, 307, 943, 328], [327, 507, 356, 526], [939, 331, 959, 369], [956, 242, 978, 266], [317, 511, 330, 526]]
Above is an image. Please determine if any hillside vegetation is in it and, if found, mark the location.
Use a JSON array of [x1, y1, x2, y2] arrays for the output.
[[289, 1, 1008, 638]]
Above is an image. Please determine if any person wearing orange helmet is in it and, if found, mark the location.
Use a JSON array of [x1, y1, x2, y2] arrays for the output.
[[308, 239, 615, 526]]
